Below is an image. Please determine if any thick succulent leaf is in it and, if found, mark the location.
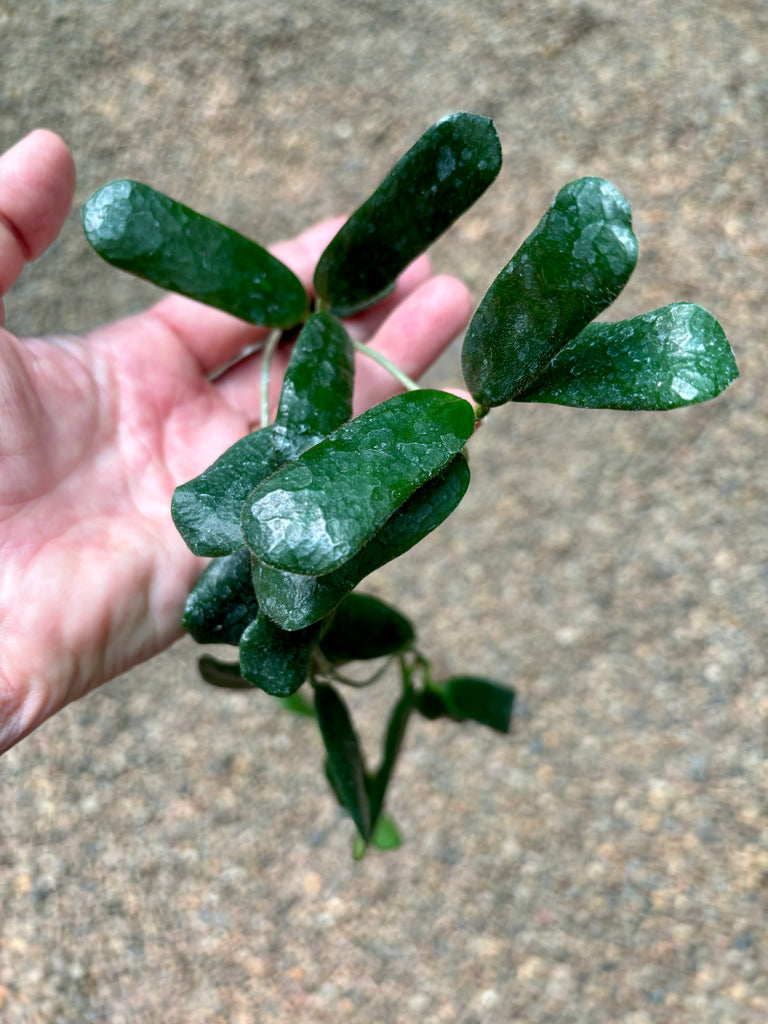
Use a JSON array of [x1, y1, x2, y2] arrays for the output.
[[462, 177, 639, 408], [272, 312, 355, 463], [197, 654, 253, 689], [442, 676, 515, 734], [251, 451, 470, 630], [197, 656, 315, 716], [314, 112, 502, 316], [84, 179, 309, 327], [366, 689, 414, 829], [516, 303, 738, 410], [242, 390, 475, 577], [183, 548, 258, 645], [321, 593, 415, 664], [172, 427, 278, 557], [315, 684, 371, 840], [82, 180, 308, 328], [238, 612, 321, 697]]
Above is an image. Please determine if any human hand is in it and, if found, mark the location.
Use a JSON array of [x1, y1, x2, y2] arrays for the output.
[[0, 130, 473, 754]]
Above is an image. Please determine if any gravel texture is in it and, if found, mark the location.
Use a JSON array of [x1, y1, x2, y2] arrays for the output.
[[1, 1, 767, 1021]]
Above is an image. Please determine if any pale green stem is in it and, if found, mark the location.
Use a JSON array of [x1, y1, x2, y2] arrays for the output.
[[260, 329, 283, 427], [352, 338, 421, 393]]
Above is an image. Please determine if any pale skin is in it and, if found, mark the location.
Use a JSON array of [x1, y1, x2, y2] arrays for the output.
[[0, 130, 474, 755]]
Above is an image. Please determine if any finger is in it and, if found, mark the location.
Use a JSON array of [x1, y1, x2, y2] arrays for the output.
[[213, 338, 294, 430], [340, 253, 434, 342], [216, 273, 473, 423], [353, 274, 474, 415], [147, 216, 347, 376], [0, 130, 76, 319]]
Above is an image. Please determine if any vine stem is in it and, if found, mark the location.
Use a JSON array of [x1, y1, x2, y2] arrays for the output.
[[311, 649, 395, 689], [351, 338, 421, 393], [259, 328, 283, 427]]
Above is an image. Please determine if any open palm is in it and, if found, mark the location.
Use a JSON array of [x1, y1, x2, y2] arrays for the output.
[[0, 131, 473, 753]]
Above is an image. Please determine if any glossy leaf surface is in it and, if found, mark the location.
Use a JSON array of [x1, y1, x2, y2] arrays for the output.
[[82, 180, 308, 328], [315, 684, 371, 840], [462, 177, 639, 408], [516, 303, 738, 410], [238, 613, 320, 696], [183, 548, 258, 645], [172, 427, 278, 557], [251, 452, 470, 630], [321, 593, 415, 663], [314, 113, 502, 315], [242, 390, 475, 577], [197, 656, 316, 715], [271, 312, 355, 463]]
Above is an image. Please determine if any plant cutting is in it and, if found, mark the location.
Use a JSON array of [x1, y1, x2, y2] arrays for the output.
[[82, 112, 738, 856]]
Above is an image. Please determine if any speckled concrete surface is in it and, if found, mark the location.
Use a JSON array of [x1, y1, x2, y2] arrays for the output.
[[1, 2, 767, 1021]]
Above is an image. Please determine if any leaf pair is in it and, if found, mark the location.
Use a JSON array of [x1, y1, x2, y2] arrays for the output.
[[461, 177, 737, 412], [83, 112, 502, 331], [318, 680, 413, 853]]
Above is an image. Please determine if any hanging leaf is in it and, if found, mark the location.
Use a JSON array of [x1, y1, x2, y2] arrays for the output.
[[82, 180, 308, 328], [271, 311, 355, 463], [461, 176, 639, 408], [172, 427, 278, 557], [320, 593, 415, 664], [314, 112, 502, 316], [242, 390, 475, 577], [238, 613, 321, 697], [442, 676, 515, 733], [315, 684, 371, 840], [516, 303, 738, 410], [197, 654, 253, 689], [366, 689, 414, 829], [183, 547, 258, 645], [251, 453, 470, 630]]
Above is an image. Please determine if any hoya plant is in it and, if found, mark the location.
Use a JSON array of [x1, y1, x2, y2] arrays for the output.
[[83, 113, 737, 856]]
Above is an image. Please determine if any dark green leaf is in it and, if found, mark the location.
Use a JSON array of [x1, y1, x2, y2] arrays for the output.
[[172, 427, 278, 557], [251, 451, 470, 630], [314, 113, 502, 316], [242, 390, 475, 577], [414, 687, 449, 721], [238, 613, 321, 696], [516, 303, 738, 410], [315, 684, 371, 840], [367, 689, 414, 828], [461, 177, 639, 408], [82, 180, 308, 328], [321, 593, 415, 664], [325, 756, 347, 808], [442, 676, 515, 733], [197, 654, 253, 689], [271, 312, 355, 463], [183, 548, 258, 645]]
